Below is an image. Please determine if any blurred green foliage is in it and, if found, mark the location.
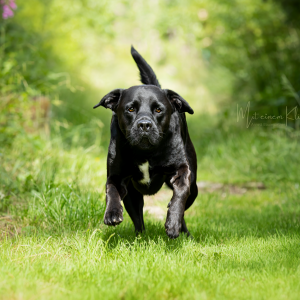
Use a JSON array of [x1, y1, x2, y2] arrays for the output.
[[152, 0, 300, 120], [1, 0, 300, 206], [1, 0, 300, 131]]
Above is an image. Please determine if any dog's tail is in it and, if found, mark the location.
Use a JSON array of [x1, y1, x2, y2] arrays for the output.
[[131, 46, 161, 88]]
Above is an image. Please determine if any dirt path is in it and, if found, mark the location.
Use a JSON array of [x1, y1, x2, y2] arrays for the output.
[[144, 181, 266, 219]]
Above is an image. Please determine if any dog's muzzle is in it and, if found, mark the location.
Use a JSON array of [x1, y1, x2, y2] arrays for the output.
[[137, 118, 153, 133], [128, 117, 160, 148]]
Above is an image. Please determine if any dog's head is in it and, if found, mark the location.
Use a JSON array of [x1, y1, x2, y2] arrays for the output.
[[93, 47, 194, 150]]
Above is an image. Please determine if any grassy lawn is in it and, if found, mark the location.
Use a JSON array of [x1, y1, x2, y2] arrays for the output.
[[1, 120, 300, 299]]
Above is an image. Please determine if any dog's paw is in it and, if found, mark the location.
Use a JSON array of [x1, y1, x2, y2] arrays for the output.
[[165, 212, 182, 239], [104, 207, 123, 226]]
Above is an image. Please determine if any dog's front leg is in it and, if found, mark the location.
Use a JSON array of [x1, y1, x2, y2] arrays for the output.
[[104, 176, 127, 226], [165, 164, 191, 239]]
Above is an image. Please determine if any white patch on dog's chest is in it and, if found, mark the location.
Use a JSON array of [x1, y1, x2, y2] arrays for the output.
[[138, 161, 150, 185]]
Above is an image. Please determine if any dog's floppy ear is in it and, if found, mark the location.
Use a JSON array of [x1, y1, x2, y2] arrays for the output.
[[164, 89, 194, 114], [93, 89, 124, 111]]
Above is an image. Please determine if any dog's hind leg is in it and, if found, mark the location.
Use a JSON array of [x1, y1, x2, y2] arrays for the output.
[[123, 180, 145, 234], [181, 181, 198, 237], [181, 217, 190, 236], [185, 181, 198, 211]]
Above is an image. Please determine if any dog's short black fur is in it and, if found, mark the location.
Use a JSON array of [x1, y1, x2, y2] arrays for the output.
[[93, 46, 198, 238]]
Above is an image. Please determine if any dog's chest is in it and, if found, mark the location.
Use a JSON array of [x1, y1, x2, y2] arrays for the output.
[[138, 161, 150, 185]]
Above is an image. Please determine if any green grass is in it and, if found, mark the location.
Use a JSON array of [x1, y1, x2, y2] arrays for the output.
[[1, 118, 300, 299]]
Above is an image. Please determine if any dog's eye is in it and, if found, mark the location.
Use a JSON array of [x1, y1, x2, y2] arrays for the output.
[[128, 107, 135, 112], [155, 108, 162, 113]]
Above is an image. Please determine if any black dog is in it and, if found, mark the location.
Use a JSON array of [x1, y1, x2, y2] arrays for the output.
[[93, 47, 198, 239]]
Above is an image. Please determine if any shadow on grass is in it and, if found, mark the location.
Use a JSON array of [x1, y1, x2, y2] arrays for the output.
[[99, 194, 300, 249], [9, 187, 300, 254], [100, 219, 194, 252], [189, 201, 300, 244]]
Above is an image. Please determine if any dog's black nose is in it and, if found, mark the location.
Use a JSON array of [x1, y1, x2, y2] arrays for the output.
[[137, 119, 152, 132]]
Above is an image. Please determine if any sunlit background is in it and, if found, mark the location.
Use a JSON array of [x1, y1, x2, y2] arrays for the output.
[[2, 0, 300, 212], [2, 0, 300, 133]]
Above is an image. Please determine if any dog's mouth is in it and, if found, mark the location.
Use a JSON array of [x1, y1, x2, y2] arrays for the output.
[[128, 133, 158, 149], [138, 136, 153, 148]]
